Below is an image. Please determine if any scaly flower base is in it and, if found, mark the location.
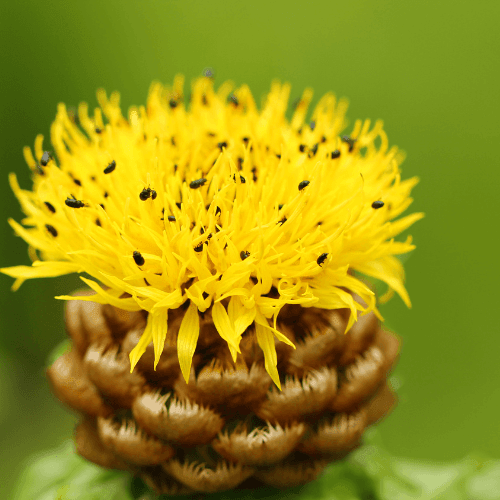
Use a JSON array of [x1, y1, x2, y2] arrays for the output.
[[47, 289, 400, 495]]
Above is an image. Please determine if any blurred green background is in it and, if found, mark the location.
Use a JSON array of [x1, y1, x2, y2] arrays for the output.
[[1, 0, 499, 497]]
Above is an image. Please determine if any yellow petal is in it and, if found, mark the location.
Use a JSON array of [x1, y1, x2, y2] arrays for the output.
[[177, 301, 200, 383], [129, 315, 153, 372], [255, 321, 281, 390], [212, 302, 241, 357]]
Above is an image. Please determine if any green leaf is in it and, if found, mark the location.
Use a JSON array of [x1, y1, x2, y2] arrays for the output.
[[12, 440, 133, 500], [11, 438, 500, 500]]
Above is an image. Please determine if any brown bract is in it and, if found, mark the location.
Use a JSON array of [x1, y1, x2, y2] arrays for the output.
[[132, 391, 224, 446], [47, 289, 401, 492]]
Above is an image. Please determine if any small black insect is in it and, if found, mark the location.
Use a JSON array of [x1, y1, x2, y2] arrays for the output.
[[321, 136, 327, 143], [240, 250, 250, 260], [228, 94, 239, 106], [40, 151, 51, 166], [133, 251, 145, 266], [217, 141, 228, 151], [73, 178, 82, 186], [233, 174, 246, 183], [103, 160, 116, 174], [169, 99, 178, 109], [189, 178, 207, 189], [45, 224, 58, 237], [372, 200, 385, 209], [278, 204, 284, 210], [341, 135, 356, 152], [139, 187, 157, 201], [167, 215, 176, 222], [298, 180, 310, 191], [203, 67, 214, 78], [242, 136, 249, 144], [331, 150, 341, 159], [194, 242, 204, 252], [104, 191, 109, 198], [308, 143, 319, 157], [95, 218, 101, 227], [65, 197, 85, 208], [276, 154, 281, 159], [95, 127, 102, 134], [317, 252, 328, 266], [299, 144, 307, 153], [44, 201, 56, 213]]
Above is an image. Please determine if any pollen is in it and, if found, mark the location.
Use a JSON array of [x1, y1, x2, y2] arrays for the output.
[[1, 74, 423, 388]]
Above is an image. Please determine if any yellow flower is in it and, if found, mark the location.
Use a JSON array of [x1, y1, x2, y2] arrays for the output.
[[1, 75, 423, 389]]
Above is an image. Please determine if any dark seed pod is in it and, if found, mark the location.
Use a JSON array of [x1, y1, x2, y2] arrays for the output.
[[45, 224, 58, 237], [371, 200, 384, 209], [65, 198, 85, 209], [298, 180, 310, 191], [103, 160, 116, 174], [189, 178, 207, 189], [317, 253, 328, 266], [40, 151, 51, 166], [331, 150, 341, 159], [44, 201, 56, 213], [240, 250, 250, 260], [133, 251, 145, 266]]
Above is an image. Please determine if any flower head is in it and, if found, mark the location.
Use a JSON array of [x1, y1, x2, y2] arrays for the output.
[[1, 75, 423, 388]]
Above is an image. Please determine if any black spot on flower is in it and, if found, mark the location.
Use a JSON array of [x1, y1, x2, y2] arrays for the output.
[[298, 180, 310, 190], [44, 201, 56, 213], [103, 160, 116, 174], [45, 224, 58, 237], [133, 251, 145, 266], [40, 151, 51, 166], [189, 178, 207, 189], [317, 253, 328, 266], [65, 197, 85, 208]]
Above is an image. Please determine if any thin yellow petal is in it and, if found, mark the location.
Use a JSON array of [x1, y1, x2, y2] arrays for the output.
[[177, 301, 200, 383], [129, 315, 153, 372], [255, 321, 281, 390]]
